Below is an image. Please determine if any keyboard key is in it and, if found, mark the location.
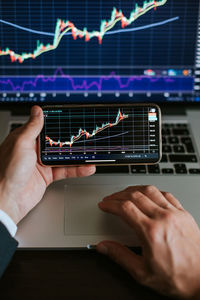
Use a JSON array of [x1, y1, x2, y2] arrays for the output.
[[169, 155, 198, 163], [162, 128, 171, 135], [131, 165, 147, 174], [163, 124, 170, 128], [189, 169, 200, 174], [174, 164, 187, 174], [161, 154, 168, 163], [185, 143, 195, 153], [162, 137, 167, 144], [173, 145, 185, 153], [174, 163, 186, 169], [148, 165, 160, 174], [176, 124, 188, 128], [172, 129, 189, 136], [175, 165, 188, 174], [181, 137, 192, 144], [168, 137, 179, 144], [96, 166, 129, 174], [162, 168, 174, 174], [162, 145, 172, 153]]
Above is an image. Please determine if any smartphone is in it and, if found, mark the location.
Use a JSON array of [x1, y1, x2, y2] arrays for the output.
[[39, 104, 161, 166]]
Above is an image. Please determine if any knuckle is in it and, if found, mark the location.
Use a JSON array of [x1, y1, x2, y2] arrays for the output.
[[120, 200, 133, 213], [160, 210, 175, 223], [162, 191, 172, 198], [130, 191, 143, 201], [147, 223, 161, 243], [143, 185, 157, 194]]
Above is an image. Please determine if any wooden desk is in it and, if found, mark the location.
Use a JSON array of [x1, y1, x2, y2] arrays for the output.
[[0, 250, 171, 300]]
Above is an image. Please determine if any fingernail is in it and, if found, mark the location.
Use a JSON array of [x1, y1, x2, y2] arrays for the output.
[[87, 166, 96, 174], [97, 243, 108, 255], [31, 106, 40, 117]]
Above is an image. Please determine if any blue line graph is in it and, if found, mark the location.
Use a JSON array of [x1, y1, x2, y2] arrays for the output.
[[0, 16, 179, 37]]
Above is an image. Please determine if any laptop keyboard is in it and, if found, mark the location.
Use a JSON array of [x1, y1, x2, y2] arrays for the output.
[[95, 122, 200, 175], [9, 122, 200, 175]]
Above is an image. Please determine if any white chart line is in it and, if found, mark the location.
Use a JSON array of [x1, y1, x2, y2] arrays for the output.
[[0, 17, 179, 37]]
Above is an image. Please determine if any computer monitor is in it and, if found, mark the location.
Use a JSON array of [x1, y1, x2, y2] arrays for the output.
[[0, 0, 200, 103]]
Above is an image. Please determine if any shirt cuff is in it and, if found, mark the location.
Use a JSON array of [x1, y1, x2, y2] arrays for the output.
[[0, 210, 17, 237]]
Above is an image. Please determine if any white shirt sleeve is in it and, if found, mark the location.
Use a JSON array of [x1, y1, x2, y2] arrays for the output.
[[0, 210, 17, 237]]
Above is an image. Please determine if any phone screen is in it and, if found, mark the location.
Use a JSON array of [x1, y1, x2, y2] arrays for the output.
[[39, 104, 161, 166]]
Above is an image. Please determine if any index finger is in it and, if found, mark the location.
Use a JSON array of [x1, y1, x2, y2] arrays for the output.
[[103, 185, 174, 210], [99, 198, 150, 240], [102, 185, 142, 201], [52, 165, 96, 181]]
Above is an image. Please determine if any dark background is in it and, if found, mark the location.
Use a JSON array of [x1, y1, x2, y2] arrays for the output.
[[0, 249, 172, 300]]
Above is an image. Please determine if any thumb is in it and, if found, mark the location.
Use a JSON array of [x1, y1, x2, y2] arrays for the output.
[[97, 241, 146, 282], [23, 106, 44, 141]]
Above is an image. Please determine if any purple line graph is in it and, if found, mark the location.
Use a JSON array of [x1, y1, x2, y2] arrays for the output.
[[0, 68, 194, 93]]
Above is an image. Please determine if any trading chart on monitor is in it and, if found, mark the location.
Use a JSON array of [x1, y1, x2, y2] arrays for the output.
[[0, 0, 200, 103]]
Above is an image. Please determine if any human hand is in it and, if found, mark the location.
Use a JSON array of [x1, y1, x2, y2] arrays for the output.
[[0, 106, 96, 224], [97, 185, 200, 299]]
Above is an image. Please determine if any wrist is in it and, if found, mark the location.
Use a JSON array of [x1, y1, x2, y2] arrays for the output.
[[0, 209, 17, 237], [0, 202, 19, 225], [0, 181, 20, 224]]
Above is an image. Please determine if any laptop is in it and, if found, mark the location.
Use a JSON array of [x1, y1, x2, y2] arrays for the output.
[[0, 0, 200, 248]]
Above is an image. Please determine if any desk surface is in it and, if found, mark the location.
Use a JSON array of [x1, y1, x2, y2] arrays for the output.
[[0, 250, 171, 300]]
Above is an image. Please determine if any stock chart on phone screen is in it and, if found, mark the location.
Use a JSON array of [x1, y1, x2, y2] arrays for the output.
[[41, 106, 160, 164], [0, 0, 200, 103]]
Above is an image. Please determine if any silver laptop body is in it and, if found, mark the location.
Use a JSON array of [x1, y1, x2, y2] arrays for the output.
[[0, 0, 200, 248]]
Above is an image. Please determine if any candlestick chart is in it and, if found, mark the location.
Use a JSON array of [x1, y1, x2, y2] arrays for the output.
[[0, 0, 167, 63], [45, 109, 128, 148], [0, 0, 198, 101]]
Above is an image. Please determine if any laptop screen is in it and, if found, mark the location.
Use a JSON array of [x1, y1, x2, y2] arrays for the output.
[[0, 0, 200, 103]]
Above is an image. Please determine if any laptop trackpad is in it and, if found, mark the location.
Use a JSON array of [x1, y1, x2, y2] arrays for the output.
[[64, 184, 133, 236]]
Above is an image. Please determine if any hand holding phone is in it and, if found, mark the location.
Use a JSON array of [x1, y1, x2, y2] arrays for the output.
[[39, 104, 161, 166]]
